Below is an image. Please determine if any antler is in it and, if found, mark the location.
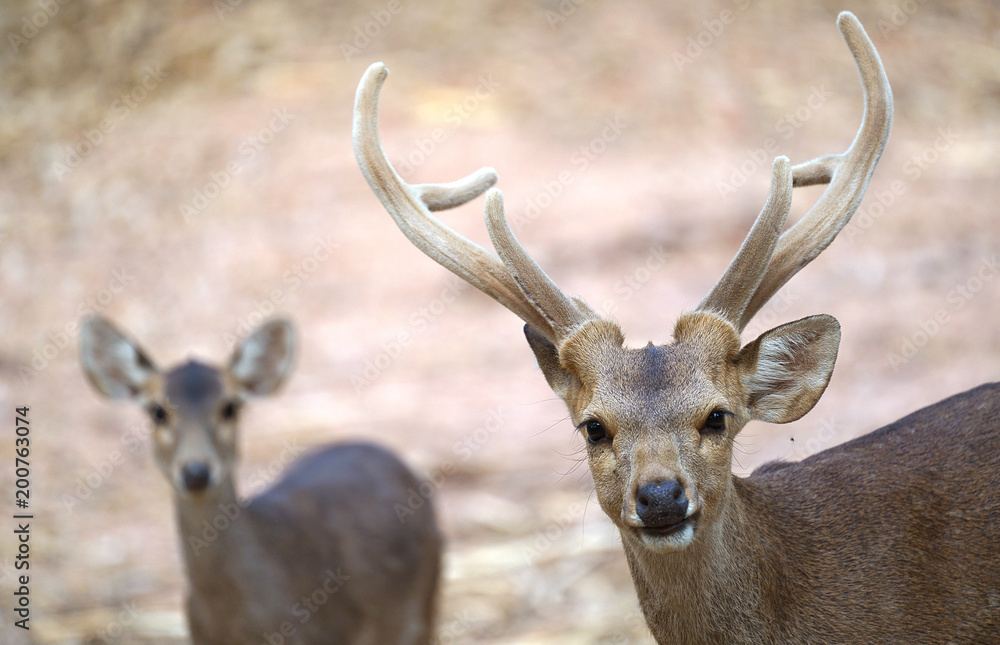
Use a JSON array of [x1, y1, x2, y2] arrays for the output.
[[353, 63, 596, 344], [698, 11, 893, 331], [356, 12, 891, 346]]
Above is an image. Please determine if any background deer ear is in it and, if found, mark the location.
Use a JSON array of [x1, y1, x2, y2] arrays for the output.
[[524, 324, 578, 401], [738, 315, 841, 424], [79, 316, 159, 401], [229, 318, 296, 396]]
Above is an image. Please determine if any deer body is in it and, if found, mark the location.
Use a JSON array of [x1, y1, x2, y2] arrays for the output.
[[625, 383, 1000, 644], [353, 11, 1000, 642], [80, 319, 441, 645], [179, 442, 439, 645]]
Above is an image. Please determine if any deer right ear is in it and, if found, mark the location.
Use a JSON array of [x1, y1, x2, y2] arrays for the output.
[[79, 317, 158, 401], [524, 324, 578, 400]]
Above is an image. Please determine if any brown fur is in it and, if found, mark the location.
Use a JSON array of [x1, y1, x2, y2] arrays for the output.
[[527, 318, 1000, 643]]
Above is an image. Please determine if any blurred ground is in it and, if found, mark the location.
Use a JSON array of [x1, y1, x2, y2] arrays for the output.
[[0, 1, 998, 643]]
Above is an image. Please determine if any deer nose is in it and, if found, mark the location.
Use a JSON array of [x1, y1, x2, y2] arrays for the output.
[[181, 461, 212, 492], [636, 479, 688, 527]]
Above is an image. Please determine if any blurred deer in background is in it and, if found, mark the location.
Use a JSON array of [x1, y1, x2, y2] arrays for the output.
[[353, 12, 1000, 643], [80, 316, 441, 645]]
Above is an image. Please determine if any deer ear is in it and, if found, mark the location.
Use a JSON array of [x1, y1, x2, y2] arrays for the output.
[[738, 314, 840, 424], [524, 324, 577, 401], [79, 317, 158, 401], [229, 319, 296, 396]]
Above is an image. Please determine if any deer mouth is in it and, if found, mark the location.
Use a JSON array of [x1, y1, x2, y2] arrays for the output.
[[638, 510, 700, 541]]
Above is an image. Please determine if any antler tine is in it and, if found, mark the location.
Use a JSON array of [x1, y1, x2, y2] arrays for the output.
[[697, 157, 793, 325], [484, 189, 596, 340], [353, 62, 557, 339], [739, 11, 893, 329], [412, 171, 499, 212]]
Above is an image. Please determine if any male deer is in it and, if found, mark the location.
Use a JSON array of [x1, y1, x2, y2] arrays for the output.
[[353, 12, 1000, 644], [79, 316, 441, 645]]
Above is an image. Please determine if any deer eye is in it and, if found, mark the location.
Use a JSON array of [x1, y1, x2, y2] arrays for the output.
[[148, 404, 169, 425], [582, 419, 609, 444], [701, 409, 729, 434], [220, 400, 240, 421]]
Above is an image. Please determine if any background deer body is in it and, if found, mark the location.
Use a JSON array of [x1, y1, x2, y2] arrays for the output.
[[354, 11, 1000, 643], [80, 317, 441, 645]]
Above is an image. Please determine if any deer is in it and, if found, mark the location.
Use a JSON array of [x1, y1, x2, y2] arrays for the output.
[[352, 11, 1000, 644], [79, 316, 442, 645]]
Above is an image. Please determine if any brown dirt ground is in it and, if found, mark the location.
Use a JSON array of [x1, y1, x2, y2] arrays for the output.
[[1, 1, 999, 643]]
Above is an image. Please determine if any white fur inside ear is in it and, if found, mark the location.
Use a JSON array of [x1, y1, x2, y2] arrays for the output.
[[229, 319, 296, 396], [79, 317, 157, 401]]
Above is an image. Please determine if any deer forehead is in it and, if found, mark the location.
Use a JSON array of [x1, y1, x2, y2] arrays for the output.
[[560, 315, 746, 423], [162, 361, 227, 414]]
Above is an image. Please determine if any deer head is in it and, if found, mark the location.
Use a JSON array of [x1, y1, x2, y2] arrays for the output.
[[79, 317, 296, 497], [353, 12, 891, 553]]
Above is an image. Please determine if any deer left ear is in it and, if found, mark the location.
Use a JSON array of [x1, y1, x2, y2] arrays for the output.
[[737, 314, 841, 424], [229, 319, 297, 396], [524, 324, 577, 401]]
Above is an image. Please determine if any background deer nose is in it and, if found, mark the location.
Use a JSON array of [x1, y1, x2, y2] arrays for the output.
[[181, 461, 212, 492], [636, 480, 688, 527]]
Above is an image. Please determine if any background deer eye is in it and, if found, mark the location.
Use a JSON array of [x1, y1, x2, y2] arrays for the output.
[[220, 400, 239, 421], [583, 420, 608, 443], [702, 409, 728, 433], [148, 404, 169, 425]]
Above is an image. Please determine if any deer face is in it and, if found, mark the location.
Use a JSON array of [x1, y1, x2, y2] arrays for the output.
[[80, 317, 296, 498], [143, 361, 241, 494], [526, 312, 839, 553]]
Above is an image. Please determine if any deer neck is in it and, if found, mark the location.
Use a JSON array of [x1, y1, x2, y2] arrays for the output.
[[622, 476, 782, 644], [174, 478, 263, 599]]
